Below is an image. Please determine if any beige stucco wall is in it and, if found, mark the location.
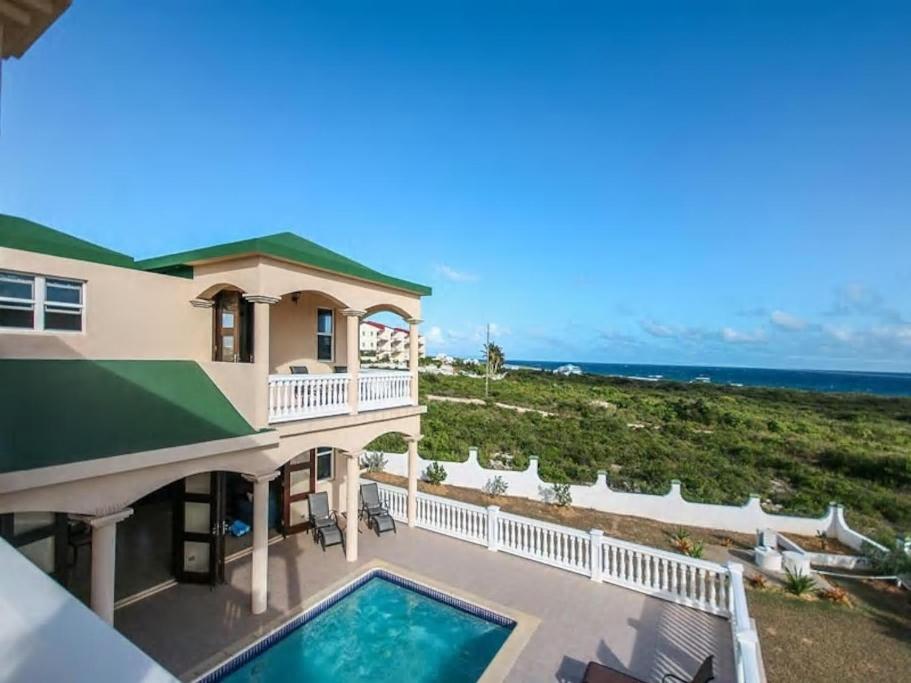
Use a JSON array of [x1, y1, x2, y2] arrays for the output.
[[268, 292, 349, 374], [0, 247, 209, 361]]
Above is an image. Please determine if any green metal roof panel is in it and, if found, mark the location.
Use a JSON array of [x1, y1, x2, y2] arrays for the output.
[[0, 360, 257, 474], [0, 214, 137, 269], [136, 232, 432, 296]]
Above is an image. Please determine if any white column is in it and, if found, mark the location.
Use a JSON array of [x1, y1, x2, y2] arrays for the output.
[[406, 435, 422, 527], [407, 317, 422, 405], [243, 471, 280, 614], [486, 506, 500, 551], [343, 309, 365, 414], [244, 294, 280, 429], [589, 529, 604, 581], [345, 451, 362, 562], [87, 509, 133, 625]]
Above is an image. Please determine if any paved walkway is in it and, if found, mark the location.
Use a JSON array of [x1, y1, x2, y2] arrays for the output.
[[115, 525, 734, 682]]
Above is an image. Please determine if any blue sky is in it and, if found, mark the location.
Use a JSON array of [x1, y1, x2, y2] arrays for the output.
[[2, 2, 909, 371]]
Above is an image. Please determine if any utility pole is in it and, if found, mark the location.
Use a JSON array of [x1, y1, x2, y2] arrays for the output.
[[485, 323, 490, 399]]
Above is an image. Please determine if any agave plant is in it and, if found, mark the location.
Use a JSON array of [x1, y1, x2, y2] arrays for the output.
[[684, 540, 705, 559], [783, 568, 817, 597]]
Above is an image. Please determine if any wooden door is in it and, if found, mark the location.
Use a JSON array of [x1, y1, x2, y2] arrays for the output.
[[172, 472, 226, 585], [213, 291, 254, 362], [282, 450, 316, 535]]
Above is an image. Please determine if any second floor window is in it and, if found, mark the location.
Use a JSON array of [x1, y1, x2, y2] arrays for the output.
[[317, 308, 333, 361], [0, 271, 84, 332]]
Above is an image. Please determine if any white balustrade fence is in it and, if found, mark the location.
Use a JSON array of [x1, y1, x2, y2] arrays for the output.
[[359, 371, 413, 411], [496, 511, 592, 576], [371, 481, 763, 683], [268, 374, 350, 422]]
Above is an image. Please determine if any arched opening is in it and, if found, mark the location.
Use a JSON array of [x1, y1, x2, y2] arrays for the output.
[[360, 308, 421, 371], [270, 289, 353, 375]]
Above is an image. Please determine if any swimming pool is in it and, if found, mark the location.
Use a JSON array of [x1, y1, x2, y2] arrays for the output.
[[199, 569, 515, 682]]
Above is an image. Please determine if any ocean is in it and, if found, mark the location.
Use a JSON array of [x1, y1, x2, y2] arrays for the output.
[[506, 360, 911, 397]]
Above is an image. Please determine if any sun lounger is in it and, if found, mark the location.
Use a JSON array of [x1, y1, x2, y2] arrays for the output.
[[359, 482, 397, 535], [582, 656, 714, 683], [308, 491, 345, 553]]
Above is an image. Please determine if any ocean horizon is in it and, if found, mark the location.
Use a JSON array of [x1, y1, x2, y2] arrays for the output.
[[506, 360, 911, 397]]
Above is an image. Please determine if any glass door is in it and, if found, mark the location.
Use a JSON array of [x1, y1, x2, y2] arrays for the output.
[[282, 450, 315, 535], [172, 472, 226, 585]]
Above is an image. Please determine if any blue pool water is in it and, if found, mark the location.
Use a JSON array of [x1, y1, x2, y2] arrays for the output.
[[220, 576, 513, 682]]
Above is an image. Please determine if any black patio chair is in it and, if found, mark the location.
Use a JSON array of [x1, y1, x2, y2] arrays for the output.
[[289, 366, 309, 375], [359, 482, 396, 536], [307, 492, 345, 553], [582, 656, 714, 683], [334, 365, 348, 373]]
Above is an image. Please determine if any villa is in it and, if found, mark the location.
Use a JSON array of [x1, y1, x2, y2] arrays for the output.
[[0, 214, 760, 682]]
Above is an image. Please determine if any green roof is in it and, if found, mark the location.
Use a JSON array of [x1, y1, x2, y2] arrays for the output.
[[0, 214, 137, 269], [0, 360, 257, 474], [136, 232, 432, 296]]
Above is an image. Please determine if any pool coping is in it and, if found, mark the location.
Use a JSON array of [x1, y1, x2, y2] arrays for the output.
[[188, 559, 539, 683]]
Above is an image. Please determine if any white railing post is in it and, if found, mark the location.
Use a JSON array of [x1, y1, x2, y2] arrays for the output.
[[726, 561, 762, 683], [589, 529, 603, 581], [487, 505, 500, 551]]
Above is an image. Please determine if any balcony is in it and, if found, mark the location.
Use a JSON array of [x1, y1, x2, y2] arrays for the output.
[[267, 370, 414, 423]]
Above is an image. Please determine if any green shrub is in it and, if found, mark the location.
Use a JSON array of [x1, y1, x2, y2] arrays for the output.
[[423, 462, 448, 485], [484, 475, 509, 496], [361, 452, 387, 473], [552, 483, 572, 507], [783, 568, 817, 596]]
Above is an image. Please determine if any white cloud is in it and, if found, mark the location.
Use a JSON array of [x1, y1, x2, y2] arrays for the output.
[[640, 320, 676, 338], [425, 325, 445, 345], [770, 310, 807, 331], [435, 264, 478, 283], [721, 327, 767, 344], [824, 325, 858, 344]]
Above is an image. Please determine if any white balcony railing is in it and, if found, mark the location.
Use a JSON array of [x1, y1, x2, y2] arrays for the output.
[[267, 370, 413, 423], [359, 371, 413, 411], [268, 373, 350, 422]]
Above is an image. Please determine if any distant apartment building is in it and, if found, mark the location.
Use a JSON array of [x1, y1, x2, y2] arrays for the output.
[[361, 321, 425, 366]]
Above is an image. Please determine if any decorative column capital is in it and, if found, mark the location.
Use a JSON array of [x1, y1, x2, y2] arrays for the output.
[[243, 471, 281, 485], [406, 318, 423, 326], [341, 449, 365, 459], [243, 294, 281, 305], [405, 434, 423, 444], [342, 308, 367, 318], [83, 508, 134, 529], [190, 298, 215, 308]]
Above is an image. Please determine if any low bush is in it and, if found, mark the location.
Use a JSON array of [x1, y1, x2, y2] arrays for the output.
[[484, 475, 509, 497], [423, 462, 448, 485], [361, 452, 387, 473], [551, 483, 572, 507]]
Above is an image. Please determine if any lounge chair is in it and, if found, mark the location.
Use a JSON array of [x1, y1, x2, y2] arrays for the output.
[[308, 492, 345, 553], [289, 366, 309, 374], [359, 482, 396, 535], [334, 365, 348, 373], [582, 656, 714, 683]]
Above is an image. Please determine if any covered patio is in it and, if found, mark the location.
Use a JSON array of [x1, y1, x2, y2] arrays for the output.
[[116, 523, 735, 683]]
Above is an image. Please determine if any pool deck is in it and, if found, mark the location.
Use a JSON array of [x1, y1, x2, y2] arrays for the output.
[[115, 524, 735, 682]]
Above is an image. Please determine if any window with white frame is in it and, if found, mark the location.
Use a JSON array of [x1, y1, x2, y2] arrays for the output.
[[0, 271, 84, 332], [315, 447, 333, 481], [316, 308, 333, 361]]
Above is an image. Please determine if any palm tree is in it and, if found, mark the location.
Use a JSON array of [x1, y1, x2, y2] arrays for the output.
[[482, 342, 505, 375]]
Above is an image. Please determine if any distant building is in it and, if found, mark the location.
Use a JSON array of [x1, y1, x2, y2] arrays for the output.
[[361, 321, 425, 366]]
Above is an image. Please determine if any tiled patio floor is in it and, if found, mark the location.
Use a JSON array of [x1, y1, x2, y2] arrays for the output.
[[115, 524, 735, 682]]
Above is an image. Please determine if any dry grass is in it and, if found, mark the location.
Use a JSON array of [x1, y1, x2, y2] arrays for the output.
[[748, 579, 911, 683]]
